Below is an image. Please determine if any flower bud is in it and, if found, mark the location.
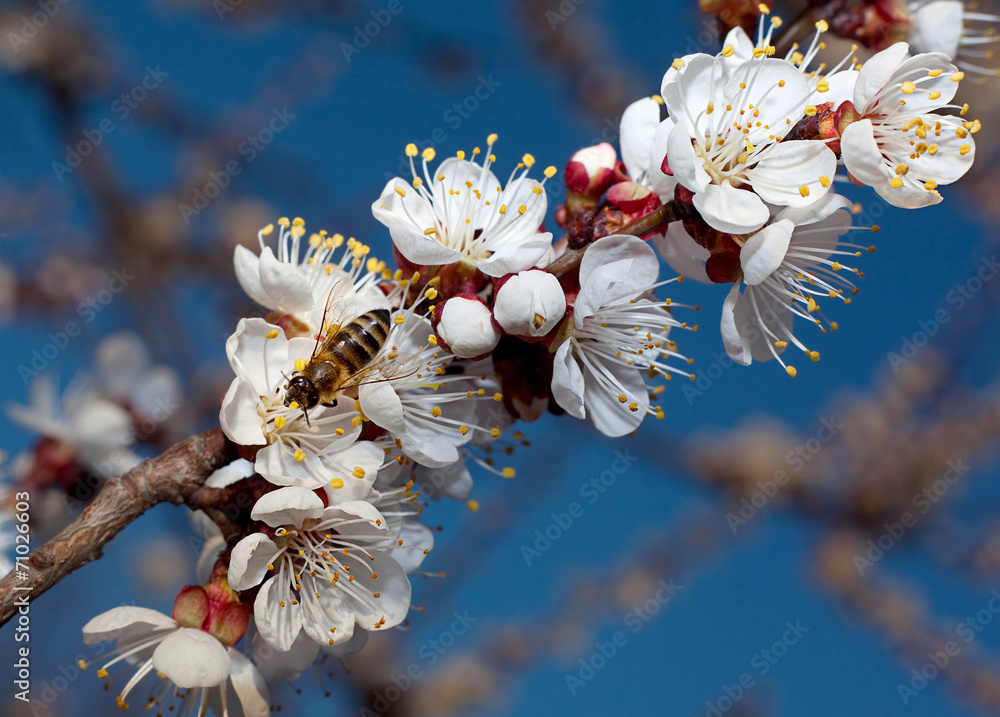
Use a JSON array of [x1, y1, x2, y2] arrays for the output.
[[204, 576, 250, 647], [436, 258, 489, 298], [171, 576, 251, 647], [172, 585, 210, 629], [493, 270, 567, 339], [606, 181, 661, 216], [432, 295, 501, 359], [564, 142, 617, 198]]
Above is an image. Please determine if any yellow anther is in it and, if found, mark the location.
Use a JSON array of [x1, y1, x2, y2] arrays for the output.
[[459, 426, 469, 435], [288, 401, 300, 410], [422, 147, 436, 161], [294, 358, 307, 371], [900, 81, 916, 94], [889, 177, 904, 188], [490, 427, 501, 438], [266, 329, 280, 340], [786, 366, 797, 377], [487, 132, 498, 145], [294, 449, 306, 462], [522, 153, 536, 167], [960, 144, 971, 155], [273, 415, 286, 430], [405, 143, 418, 157], [466, 499, 480, 512], [261, 223, 274, 235], [809, 351, 821, 362], [502, 467, 516, 478], [394, 315, 406, 325], [798, 185, 810, 197], [493, 392, 503, 402], [330, 478, 344, 489], [518, 204, 528, 215]]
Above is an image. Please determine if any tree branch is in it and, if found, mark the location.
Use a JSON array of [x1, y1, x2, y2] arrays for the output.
[[0, 428, 239, 627]]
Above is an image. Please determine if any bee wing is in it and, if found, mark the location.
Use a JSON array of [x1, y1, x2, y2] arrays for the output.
[[312, 279, 357, 358], [335, 350, 424, 391]]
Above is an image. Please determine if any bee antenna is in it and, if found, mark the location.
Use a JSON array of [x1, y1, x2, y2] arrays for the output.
[[302, 408, 311, 427]]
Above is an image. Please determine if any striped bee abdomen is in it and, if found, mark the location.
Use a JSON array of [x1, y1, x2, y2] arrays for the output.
[[329, 309, 391, 373]]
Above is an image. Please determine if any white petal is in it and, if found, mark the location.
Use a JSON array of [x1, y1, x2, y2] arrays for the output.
[[745, 141, 836, 207], [83, 607, 175, 644], [740, 220, 793, 285], [841, 120, 892, 186], [693, 183, 769, 234], [251, 631, 318, 684], [734, 287, 794, 363], [359, 382, 406, 436], [227, 648, 271, 717], [152, 628, 231, 688], [254, 577, 303, 652], [228, 533, 280, 591], [854, 42, 910, 109], [252, 486, 325, 528], [389, 225, 463, 266], [583, 358, 647, 437], [620, 97, 661, 180], [258, 247, 315, 316], [667, 123, 710, 193], [909, 0, 963, 56], [475, 235, 553, 277], [219, 378, 267, 447], [551, 342, 586, 419], [579, 234, 659, 307], [233, 245, 270, 308], [720, 283, 752, 366], [651, 224, 710, 283]]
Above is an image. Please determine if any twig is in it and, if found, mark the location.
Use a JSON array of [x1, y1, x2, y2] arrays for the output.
[[0, 428, 238, 627], [549, 201, 680, 277]]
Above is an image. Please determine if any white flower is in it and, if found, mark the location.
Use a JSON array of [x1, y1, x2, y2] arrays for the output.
[[227, 488, 411, 652], [219, 318, 382, 493], [372, 138, 555, 277], [7, 373, 140, 480], [433, 295, 500, 359], [840, 42, 977, 208], [94, 332, 182, 426], [82, 605, 269, 717], [661, 53, 837, 233], [493, 269, 566, 338], [370, 482, 435, 573], [720, 195, 869, 374], [551, 235, 689, 437], [908, 0, 999, 74], [234, 217, 390, 331], [359, 318, 499, 468]]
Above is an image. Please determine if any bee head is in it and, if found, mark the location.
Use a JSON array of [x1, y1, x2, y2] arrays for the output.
[[284, 376, 319, 410]]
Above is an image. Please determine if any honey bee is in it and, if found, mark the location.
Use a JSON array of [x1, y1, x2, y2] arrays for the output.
[[283, 308, 393, 413]]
